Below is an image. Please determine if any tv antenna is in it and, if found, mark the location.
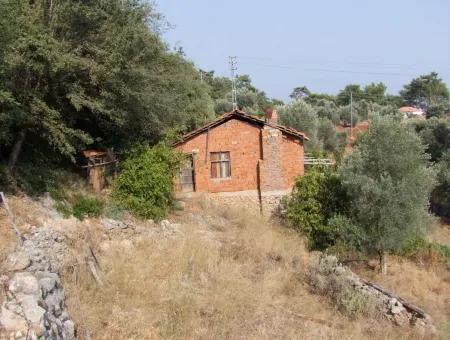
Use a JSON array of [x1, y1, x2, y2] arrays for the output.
[[229, 56, 238, 110]]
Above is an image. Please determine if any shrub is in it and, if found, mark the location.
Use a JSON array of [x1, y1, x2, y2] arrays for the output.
[[286, 167, 350, 250], [307, 256, 379, 318], [399, 236, 450, 263], [112, 144, 183, 220], [71, 195, 104, 220], [103, 201, 125, 220]]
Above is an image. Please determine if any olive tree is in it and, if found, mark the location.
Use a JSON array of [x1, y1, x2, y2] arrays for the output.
[[340, 116, 436, 274]]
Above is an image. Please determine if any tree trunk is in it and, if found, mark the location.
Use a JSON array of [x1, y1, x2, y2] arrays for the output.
[[6, 131, 26, 191], [8, 131, 26, 171], [379, 251, 387, 275]]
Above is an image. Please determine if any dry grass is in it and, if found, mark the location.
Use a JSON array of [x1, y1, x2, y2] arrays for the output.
[[0, 208, 17, 266], [64, 203, 409, 340], [428, 222, 450, 246], [354, 254, 450, 338]]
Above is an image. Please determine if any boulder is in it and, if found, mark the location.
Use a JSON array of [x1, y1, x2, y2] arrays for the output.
[[0, 305, 28, 333], [4, 251, 31, 272], [9, 273, 40, 298], [19, 295, 45, 326], [101, 218, 129, 231]]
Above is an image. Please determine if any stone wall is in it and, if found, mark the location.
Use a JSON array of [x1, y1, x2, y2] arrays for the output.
[[194, 190, 289, 217], [259, 126, 284, 191], [0, 228, 74, 340], [308, 256, 435, 335]]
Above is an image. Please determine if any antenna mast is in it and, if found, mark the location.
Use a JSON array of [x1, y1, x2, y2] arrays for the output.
[[229, 56, 238, 110]]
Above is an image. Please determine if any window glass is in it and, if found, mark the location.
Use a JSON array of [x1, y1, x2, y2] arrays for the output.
[[210, 152, 230, 178]]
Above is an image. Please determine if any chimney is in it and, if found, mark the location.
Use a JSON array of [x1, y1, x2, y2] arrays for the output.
[[265, 108, 278, 125]]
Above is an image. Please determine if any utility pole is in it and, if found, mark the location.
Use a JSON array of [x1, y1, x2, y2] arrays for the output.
[[350, 90, 353, 141], [229, 56, 238, 110]]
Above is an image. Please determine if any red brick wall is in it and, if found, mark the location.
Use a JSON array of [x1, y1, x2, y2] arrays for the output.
[[281, 134, 304, 187], [176, 119, 261, 193], [176, 118, 304, 193]]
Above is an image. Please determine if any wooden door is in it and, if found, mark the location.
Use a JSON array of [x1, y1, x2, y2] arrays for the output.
[[179, 155, 195, 192]]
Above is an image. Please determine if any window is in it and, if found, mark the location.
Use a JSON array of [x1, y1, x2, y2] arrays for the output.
[[210, 152, 231, 178]]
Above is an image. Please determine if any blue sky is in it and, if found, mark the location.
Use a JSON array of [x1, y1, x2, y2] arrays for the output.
[[157, 0, 450, 101]]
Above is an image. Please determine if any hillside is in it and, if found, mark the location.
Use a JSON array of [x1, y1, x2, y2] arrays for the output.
[[1, 194, 449, 339]]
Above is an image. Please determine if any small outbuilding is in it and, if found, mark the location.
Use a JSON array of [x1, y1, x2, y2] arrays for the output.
[[173, 109, 308, 214]]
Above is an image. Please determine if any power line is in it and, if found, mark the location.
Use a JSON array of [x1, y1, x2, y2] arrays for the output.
[[229, 56, 238, 110]]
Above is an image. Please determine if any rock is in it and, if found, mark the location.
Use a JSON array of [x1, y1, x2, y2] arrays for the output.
[[0, 227, 75, 340], [4, 251, 31, 272], [388, 298, 405, 314], [9, 273, 40, 298], [40, 276, 57, 296], [0, 305, 28, 332], [63, 319, 75, 339], [20, 295, 45, 325], [160, 219, 171, 228], [101, 218, 128, 231]]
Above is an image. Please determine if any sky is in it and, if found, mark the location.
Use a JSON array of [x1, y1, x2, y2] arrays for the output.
[[157, 0, 450, 101]]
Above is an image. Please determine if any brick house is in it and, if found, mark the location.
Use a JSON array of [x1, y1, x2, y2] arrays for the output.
[[174, 109, 308, 214]]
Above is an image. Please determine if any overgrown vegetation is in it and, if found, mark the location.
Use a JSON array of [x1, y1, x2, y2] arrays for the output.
[[307, 256, 379, 318], [286, 167, 350, 250], [50, 187, 104, 220], [0, 0, 213, 188], [287, 116, 437, 274], [112, 144, 183, 220], [399, 236, 450, 263], [63, 204, 410, 339]]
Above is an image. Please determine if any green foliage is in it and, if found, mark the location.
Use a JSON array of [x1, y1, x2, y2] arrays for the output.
[[287, 169, 324, 237], [290, 86, 311, 100], [103, 201, 125, 220], [0, 0, 213, 180], [112, 144, 183, 220], [409, 117, 450, 162], [286, 168, 350, 249], [337, 84, 363, 106], [337, 105, 359, 127], [431, 150, 450, 217], [50, 187, 104, 220], [71, 195, 104, 220], [399, 236, 450, 262], [15, 152, 69, 196], [340, 116, 436, 257], [278, 99, 342, 153], [363, 82, 387, 104], [202, 72, 280, 116], [408, 118, 450, 217], [400, 72, 450, 115]]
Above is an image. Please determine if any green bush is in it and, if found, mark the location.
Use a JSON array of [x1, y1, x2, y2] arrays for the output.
[[286, 167, 350, 250], [71, 195, 104, 220], [112, 144, 183, 220], [103, 201, 125, 220], [399, 236, 450, 262]]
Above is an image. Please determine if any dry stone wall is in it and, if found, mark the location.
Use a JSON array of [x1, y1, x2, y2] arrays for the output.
[[0, 228, 74, 340]]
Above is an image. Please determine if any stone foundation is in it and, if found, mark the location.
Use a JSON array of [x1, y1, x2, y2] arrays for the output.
[[178, 190, 290, 217]]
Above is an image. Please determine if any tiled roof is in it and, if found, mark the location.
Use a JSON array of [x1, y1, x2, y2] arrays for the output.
[[173, 109, 309, 146], [399, 106, 423, 113]]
